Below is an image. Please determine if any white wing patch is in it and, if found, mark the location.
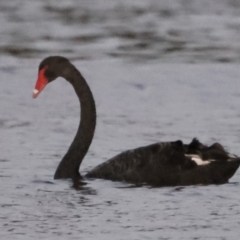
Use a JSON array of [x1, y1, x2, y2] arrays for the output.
[[191, 157, 211, 165], [228, 153, 238, 159], [185, 154, 212, 166]]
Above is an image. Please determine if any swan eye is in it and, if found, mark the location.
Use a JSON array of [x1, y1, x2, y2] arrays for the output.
[[45, 69, 55, 81]]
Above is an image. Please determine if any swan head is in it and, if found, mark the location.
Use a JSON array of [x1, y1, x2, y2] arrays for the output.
[[32, 56, 70, 98]]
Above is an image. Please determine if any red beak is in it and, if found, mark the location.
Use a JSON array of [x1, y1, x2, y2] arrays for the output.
[[32, 67, 48, 98]]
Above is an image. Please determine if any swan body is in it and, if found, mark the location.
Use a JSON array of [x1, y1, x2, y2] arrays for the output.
[[33, 56, 240, 186], [86, 139, 240, 186]]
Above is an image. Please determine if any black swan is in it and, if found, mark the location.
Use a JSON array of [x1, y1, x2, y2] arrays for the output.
[[32, 56, 240, 186]]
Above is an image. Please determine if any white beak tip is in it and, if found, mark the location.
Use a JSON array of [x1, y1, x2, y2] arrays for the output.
[[33, 89, 39, 94], [32, 89, 39, 98]]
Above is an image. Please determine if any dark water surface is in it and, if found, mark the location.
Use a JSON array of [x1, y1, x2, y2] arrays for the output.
[[1, 1, 240, 239]]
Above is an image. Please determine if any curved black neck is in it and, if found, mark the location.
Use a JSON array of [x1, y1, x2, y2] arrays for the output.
[[54, 64, 96, 179]]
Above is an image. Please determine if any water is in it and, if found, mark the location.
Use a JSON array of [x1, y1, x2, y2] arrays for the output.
[[1, 0, 240, 239]]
